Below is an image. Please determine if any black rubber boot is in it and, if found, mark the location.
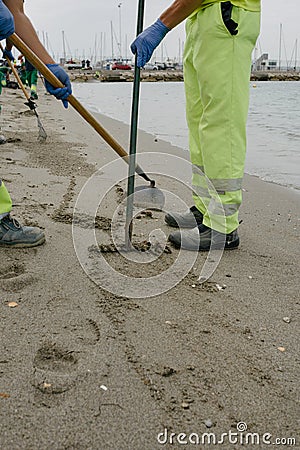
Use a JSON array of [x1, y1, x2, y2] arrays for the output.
[[168, 223, 239, 251], [165, 206, 203, 228]]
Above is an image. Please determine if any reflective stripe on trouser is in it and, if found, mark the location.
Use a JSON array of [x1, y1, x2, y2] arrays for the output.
[[30, 84, 37, 94], [184, 3, 260, 233], [0, 180, 12, 215]]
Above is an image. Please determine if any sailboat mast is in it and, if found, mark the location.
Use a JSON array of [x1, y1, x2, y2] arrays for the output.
[[62, 30, 66, 61], [110, 21, 114, 60], [46, 32, 49, 52], [118, 3, 122, 60], [278, 23, 282, 71], [100, 32, 103, 66]]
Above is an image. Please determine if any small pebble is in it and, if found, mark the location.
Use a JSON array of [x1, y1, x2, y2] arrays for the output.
[[161, 367, 176, 377], [181, 402, 189, 409], [283, 317, 291, 324], [191, 284, 196, 288], [8, 302, 18, 308], [205, 419, 213, 428], [278, 347, 286, 352], [100, 385, 108, 391], [216, 283, 226, 291]]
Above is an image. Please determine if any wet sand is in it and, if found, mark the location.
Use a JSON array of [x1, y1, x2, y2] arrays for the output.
[[0, 84, 299, 449]]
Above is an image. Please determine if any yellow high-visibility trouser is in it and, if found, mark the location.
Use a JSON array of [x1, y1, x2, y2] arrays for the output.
[[0, 180, 12, 216], [184, 3, 260, 233]]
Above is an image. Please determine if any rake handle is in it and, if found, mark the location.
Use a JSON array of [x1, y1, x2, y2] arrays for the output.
[[0, 43, 31, 102], [9, 33, 138, 167]]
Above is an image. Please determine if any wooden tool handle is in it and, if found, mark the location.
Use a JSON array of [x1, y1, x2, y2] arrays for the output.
[[9, 33, 130, 162], [0, 42, 30, 101]]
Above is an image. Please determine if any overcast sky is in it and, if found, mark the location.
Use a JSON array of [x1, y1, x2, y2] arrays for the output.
[[24, 0, 299, 64]]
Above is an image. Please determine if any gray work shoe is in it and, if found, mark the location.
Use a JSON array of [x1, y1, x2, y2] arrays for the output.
[[165, 206, 203, 228], [169, 224, 239, 251], [0, 214, 45, 248]]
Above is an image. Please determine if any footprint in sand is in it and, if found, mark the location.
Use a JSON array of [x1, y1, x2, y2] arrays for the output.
[[31, 302, 109, 408], [32, 342, 79, 405], [0, 263, 35, 292], [46, 297, 102, 345], [33, 342, 78, 373], [66, 318, 101, 345], [0, 262, 24, 280]]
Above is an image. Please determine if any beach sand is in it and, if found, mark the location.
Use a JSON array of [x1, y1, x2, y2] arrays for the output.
[[0, 83, 299, 449]]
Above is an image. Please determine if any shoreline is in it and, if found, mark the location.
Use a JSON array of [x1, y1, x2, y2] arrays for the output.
[[67, 68, 300, 83], [0, 84, 299, 448], [69, 83, 300, 191]]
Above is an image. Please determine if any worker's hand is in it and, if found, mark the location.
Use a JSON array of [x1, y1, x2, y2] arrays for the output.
[[2, 47, 14, 61], [45, 64, 72, 109], [0, 0, 15, 40], [130, 19, 170, 67]]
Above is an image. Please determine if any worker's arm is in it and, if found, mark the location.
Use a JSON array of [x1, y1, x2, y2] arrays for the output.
[[160, 0, 203, 29], [131, 0, 203, 67], [3, 0, 72, 108], [3, 0, 54, 63]]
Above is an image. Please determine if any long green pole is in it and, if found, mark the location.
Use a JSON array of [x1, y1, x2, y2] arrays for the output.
[[125, 0, 145, 249]]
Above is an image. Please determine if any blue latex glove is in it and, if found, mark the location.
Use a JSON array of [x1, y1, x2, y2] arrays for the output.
[[0, 0, 15, 40], [131, 19, 170, 67], [45, 64, 72, 109], [2, 47, 14, 61]]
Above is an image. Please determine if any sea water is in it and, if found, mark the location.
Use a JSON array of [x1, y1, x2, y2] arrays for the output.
[[73, 81, 300, 190]]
